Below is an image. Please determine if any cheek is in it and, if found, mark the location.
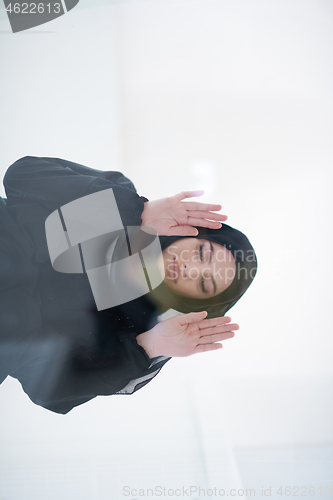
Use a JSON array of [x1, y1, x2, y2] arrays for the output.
[[173, 280, 197, 297]]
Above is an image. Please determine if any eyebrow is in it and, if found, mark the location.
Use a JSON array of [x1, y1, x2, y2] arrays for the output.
[[211, 276, 217, 295]]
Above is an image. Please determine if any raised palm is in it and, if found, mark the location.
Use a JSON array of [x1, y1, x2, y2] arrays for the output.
[[141, 190, 228, 236], [137, 311, 239, 358]]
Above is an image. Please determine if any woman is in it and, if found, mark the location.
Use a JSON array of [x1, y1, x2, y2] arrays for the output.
[[0, 156, 257, 414]]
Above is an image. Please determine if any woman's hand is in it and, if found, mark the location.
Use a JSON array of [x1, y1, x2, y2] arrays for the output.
[[136, 311, 239, 358], [141, 190, 228, 236]]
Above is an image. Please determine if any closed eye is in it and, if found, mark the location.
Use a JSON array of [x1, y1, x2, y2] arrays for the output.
[[199, 242, 214, 293], [199, 242, 213, 263]]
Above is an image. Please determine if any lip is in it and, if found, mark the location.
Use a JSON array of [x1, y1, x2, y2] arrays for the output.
[[167, 256, 179, 284]]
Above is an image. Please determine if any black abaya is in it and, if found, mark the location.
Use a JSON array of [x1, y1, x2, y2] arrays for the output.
[[0, 156, 170, 414]]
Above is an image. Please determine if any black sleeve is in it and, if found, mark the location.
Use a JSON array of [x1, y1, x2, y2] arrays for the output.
[[3, 156, 148, 227], [13, 326, 169, 415]]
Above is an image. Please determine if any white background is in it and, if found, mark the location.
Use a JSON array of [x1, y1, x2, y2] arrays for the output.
[[0, 1, 332, 498]]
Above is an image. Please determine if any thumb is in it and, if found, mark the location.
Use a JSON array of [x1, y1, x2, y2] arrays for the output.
[[178, 311, 208, 326], [168, 226, 199, 237], [174, 190, 205, 201]]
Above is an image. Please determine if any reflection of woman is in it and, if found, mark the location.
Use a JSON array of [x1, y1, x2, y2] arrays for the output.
[[0, 156, 257, 414]]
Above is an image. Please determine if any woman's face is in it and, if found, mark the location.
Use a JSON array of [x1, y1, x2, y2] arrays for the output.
[[160, 238, 236, 299]]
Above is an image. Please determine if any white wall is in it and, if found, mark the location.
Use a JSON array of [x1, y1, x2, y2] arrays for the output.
[[0, 0, 122, 182], [0, 2, 332, 496]]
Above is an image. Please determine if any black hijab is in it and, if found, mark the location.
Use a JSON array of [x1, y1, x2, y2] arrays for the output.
[[147, 224, 258, 318]]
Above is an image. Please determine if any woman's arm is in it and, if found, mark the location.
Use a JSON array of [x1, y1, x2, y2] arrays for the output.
[[136, 312, 239, 358], [14, 322, 169, 415], [4, 156, 228, 235], [3, 156, 148, 227]]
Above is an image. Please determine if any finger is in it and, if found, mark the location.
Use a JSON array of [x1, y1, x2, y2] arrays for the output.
[[197, 332, 236, 344], [198, 324, 239, 337], [194, 343, 223, 354], [186, 218, 224, 229], [197, 316, 232, 329], [186, 210, 228, 222], [181, 201, 222, 211], [178, 311, 208, 326], [174, 190, 205, 201]]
